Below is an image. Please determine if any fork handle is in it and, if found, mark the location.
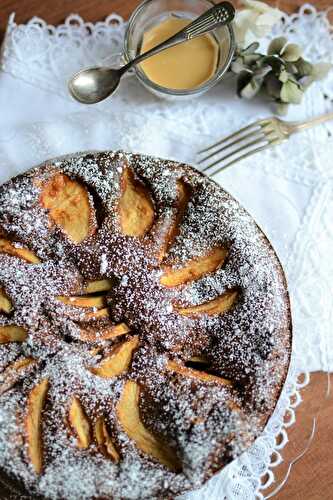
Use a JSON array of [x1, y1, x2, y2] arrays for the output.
[[291, 110, 333, 133]]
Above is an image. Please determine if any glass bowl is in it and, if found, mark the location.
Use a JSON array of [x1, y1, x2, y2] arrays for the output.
[[124, 0, 236, 100]]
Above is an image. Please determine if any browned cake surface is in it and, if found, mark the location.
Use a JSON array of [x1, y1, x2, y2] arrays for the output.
[[0, 151, 291, 499]]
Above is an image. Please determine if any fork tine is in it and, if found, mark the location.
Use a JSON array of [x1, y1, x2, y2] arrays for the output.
[[201, 136, 269, 173], [197, 129, 266, 165], [197, 123, 260, 155], [204, 139, 281, 176], [197, 119, 269, 155]]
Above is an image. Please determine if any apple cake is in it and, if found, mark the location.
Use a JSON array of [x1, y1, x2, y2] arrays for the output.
[[0, 151, 291, 499]]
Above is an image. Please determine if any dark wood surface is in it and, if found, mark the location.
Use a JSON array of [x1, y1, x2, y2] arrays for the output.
[[266, 372, 333, 500], [1, 0, 333, 38], [0, 1, 332, 499]]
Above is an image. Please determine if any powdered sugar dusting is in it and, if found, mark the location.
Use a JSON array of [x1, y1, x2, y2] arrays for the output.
[[0, 151, 291, 499], [100, 253, 108, 275]]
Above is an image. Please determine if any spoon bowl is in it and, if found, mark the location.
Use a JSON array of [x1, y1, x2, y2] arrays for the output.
[[69, 67, 121, 104], [68, 2, 235, 104]]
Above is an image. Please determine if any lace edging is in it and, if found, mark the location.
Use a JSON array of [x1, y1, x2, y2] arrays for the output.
[[0, 4, 331, 498], [1, 12, 126, 97]]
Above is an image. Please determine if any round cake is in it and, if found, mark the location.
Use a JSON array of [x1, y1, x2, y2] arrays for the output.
[[0, 151, 291, 499]]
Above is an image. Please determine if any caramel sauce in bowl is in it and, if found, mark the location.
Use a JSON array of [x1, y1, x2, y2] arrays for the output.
[[124, 0, 235, 100], [140, 17, 219, 90]]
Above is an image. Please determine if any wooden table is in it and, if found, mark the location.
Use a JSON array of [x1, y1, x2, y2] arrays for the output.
[[1, 0, 333, 37], [0, 1, 332, 499]]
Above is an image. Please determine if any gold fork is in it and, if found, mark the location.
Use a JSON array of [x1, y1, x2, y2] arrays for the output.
[[197, 111, 333, 176]]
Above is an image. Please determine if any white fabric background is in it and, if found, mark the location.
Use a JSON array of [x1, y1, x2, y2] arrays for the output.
[[0, 4, 332, 499]]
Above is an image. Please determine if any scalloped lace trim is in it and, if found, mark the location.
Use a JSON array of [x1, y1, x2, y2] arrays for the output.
[[1, 13, 126, 97], [0, 4, 332, 499]]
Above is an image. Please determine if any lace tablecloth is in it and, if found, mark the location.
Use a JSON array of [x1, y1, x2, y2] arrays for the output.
[[0, 4, 332, 499]]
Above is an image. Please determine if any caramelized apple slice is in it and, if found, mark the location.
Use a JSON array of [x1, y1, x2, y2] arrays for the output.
[[0, 325, 27, 343], [83, 279, 113, 294], [89, 347, 102, 357], [89, 336, 139, 378], [0, 288, 12, 313], [176, 289, 238, 317], [0, 357, 37, 396], [25, 379, 49, 474], [188, 356, 208, 364], [157, 179, 191, 261], [68, 396, 91, 449], [80, 322, 130, 342], [117, 381, 180, 471], [160, 247, 228, 287], [57, 295, 105, 309], [84, 307, 110, 320], [95, 416, 120, 462], [40, 173, 96, 243], [119, 166, 154, 237], [0, 238, 40, 264], [167, 360, 232, 386]]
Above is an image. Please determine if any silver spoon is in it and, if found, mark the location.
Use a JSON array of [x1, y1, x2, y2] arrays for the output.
[[68, 1, 235, 104]]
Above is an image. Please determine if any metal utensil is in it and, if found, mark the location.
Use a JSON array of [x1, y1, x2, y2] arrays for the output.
[[68, 1, 235, 104], [197, 111, 333, 176]]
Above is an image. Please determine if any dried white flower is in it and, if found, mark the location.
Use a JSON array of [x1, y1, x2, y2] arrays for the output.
[[234, 0, 284, 47]]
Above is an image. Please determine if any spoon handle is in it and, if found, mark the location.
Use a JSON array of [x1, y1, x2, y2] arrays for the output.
[[183, 2, 235, 39], [120, 1, 235, 74]]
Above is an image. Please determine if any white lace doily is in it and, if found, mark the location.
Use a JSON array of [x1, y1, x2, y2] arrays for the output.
[[0, 4, 332, 499]]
